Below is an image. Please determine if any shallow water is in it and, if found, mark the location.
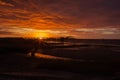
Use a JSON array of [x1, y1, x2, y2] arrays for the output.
[[0, 72, 116, 80], [28, 52, 72, 60]]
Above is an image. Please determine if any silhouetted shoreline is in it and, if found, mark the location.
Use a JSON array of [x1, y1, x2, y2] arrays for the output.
[[0, 37, 120, 80]]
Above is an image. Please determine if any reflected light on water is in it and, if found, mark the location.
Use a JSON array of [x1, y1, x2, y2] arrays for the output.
[[35, 53, 59, 59], [28, 52, 71, 60]]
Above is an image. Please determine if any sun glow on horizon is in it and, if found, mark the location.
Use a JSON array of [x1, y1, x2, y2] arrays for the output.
[[34, 32, 50, 39]]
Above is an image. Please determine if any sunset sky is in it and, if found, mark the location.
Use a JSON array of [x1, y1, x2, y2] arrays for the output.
[[0, 0, 120, 39]]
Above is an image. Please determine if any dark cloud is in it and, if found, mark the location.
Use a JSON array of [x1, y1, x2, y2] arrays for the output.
[[0, 0, 120, 27], [0, 0, 120, 38]]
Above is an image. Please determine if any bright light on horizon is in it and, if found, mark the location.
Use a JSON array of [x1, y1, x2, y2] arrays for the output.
[[34, 32, 50, 39]]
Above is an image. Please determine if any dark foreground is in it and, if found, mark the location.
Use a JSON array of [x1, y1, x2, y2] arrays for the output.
[[0, 38, 120, 80], [0, 53, 119, 80]]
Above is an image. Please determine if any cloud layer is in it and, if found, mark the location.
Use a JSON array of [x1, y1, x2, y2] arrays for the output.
[[0, 0, 120, 38]]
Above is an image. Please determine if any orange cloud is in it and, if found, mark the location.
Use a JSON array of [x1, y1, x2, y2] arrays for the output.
[[0, 0, 14, 6], [0, 0, 120, 39]]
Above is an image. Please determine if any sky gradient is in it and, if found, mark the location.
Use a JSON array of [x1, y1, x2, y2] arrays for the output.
[[0, 0, 120, 39]]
